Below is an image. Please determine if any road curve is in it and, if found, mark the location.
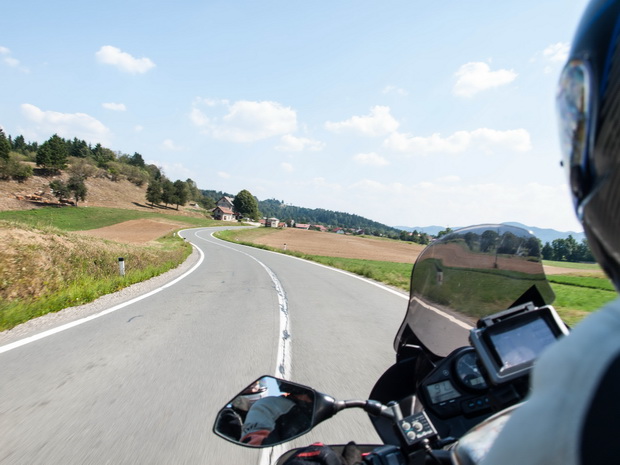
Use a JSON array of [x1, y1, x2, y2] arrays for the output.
[[0, 227, 410, 464]]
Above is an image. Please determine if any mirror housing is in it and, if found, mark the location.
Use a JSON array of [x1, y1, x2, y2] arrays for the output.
[[213, 376, 328, 448]]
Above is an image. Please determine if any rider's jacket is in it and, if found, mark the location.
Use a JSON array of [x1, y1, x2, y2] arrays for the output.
[[482, 297, 620, 465]]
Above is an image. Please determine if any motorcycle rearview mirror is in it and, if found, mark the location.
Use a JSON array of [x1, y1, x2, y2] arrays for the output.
[[213, 376, 325, 448], [213, 375, 399, 448]]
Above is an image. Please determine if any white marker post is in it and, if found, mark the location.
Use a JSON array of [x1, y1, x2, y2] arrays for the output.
[[118, 257, 125, 276]]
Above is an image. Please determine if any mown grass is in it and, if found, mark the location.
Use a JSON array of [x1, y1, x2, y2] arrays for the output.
[[0, 208, 207, 330], [543, 260, 602, 270], [216, 228, 618, 326], [0, 206, 222, 231]]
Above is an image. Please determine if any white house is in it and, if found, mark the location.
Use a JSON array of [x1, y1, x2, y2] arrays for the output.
[[213, 206, 235, 221]]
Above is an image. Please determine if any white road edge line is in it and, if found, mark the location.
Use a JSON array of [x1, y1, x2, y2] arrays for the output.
[[192, 231, 292, 465], [0, 229, 205, 355], [193, 231, 293, 380]]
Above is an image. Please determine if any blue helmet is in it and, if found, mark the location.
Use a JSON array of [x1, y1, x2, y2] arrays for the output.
[[557, 0, 620, 287]]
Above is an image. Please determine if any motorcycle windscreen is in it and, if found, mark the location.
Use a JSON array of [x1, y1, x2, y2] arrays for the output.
[[394, 224, 555, 358]]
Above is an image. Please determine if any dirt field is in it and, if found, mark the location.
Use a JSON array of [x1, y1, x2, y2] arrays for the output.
[[250, 228, 424, 263], [73, 219, 188, 244]]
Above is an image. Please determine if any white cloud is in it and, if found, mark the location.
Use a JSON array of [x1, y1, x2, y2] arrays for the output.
[[353, 152, 389, 166], [148, 160, 193, 180], [162, 139, 183, 151], [191, 99, 297, 142], [95, 45, 155, 74], [543, 42, 570, 63], [436, 175, 461, 183], [344, 179, 580, 231], [134, 125, 144, 132], [382, 85, 409, 96], [281, 162, 294, 172], [102, 102, 126, 111], [193, 97, 229, 107], [0, 45, 28, 72], [276, 134, 324, 152], [453, 62, 517, 97], [325, 105, 399, 136], [190, 108, 210, 127], [218, 171, 231, 179], [21, 103, 111, 144], [384, 128, 531, 154], [539, 42, 570, 74]]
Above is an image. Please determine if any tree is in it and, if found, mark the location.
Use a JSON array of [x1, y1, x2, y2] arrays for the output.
[[437, 227, 453, 238], [480, 230, 499, 253], [551, 237, 573, 261], [68, 158, 98, 179], [497, 232, 519, 254], [0, 128, 10, 161], [542, 242, 554, 260], [67, 175, 87, 206], [92, 143, 116, 167], [146, 180, 162, 206], [173, 180, 189, 209], [68, 138, 91, 158], [128, 152, 145, 168], [145, 164, 162, 181], [49, 179, 70, 201], [161, 179, 175, 207], [233, 189, 261, 220], [13, 135, 26, 154], [37, 134, 68, 172]]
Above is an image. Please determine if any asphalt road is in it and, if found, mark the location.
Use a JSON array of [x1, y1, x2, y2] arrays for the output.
[[0, 227, 411, 465]]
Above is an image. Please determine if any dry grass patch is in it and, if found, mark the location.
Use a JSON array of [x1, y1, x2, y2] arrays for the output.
[[0, 221, 191, 330]]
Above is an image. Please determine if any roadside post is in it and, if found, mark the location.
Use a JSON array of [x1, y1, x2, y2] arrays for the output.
[[118, 257, 125, 277]]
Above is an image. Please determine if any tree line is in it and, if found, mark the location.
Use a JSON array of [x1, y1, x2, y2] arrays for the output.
[[255, 198, 434, 243], [541, 235, 594, 262]]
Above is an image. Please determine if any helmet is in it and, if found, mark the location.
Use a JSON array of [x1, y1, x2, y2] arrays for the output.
[[231, 379, 269, 411], [557, 0, 620, 288]]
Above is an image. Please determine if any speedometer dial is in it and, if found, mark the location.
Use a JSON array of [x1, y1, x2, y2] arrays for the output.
[[455, 351, 488, 391]]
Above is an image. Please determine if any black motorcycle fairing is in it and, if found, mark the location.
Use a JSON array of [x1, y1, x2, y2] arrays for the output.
[[394, 224, 555, 359]]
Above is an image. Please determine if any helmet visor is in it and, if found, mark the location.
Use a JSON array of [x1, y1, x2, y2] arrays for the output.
[[556, 59, 593, 211]]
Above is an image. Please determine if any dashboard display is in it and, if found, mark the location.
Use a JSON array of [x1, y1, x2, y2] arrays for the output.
[[489, 317, 556, 369], [427, 380, 461, 404], [455, 351, 488, 390]]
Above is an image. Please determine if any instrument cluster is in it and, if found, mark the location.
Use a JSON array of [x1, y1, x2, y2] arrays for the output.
[[419, 347, 505, 420]]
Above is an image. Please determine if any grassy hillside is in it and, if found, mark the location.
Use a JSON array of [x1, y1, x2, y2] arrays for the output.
[[0, 208, 221, 331]]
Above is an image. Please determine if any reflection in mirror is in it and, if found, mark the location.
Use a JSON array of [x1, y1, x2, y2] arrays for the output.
[[214, 376, 316, 448]]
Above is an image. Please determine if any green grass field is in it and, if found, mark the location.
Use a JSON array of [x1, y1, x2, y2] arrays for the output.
[[0, 206, 221, 230], [543, 260, 602, 270], [216, 229, 617, 326]]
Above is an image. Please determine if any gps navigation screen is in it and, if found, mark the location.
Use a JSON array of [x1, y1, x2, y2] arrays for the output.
[[489, 318, 557, 369]]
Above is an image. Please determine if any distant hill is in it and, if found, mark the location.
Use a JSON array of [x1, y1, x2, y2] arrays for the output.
[[395, 222, 585, 244], [257, 198, 401, 235], [395, 225, 447, 236]]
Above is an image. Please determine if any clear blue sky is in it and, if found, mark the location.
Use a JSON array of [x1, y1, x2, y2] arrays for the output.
[[1, 0, 591, 231]]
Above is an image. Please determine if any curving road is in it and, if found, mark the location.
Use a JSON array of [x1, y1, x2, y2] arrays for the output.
[[0, 227, 410, 464]]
